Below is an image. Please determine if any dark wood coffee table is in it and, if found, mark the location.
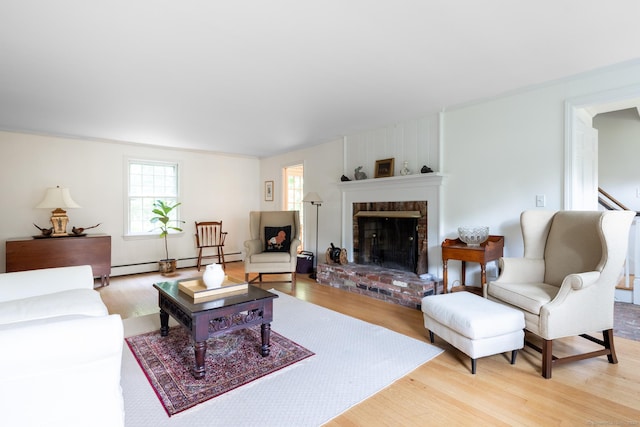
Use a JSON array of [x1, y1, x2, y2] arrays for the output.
[[153, 280, 278, 379]]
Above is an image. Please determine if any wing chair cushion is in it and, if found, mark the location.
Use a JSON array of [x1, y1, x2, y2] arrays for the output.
[[487, 281, 558, 315], [248, 252, 292, 263]]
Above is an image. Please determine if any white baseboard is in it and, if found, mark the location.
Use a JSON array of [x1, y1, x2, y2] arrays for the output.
[[615, 288, 633, 303], [109, 253, 243, 277]]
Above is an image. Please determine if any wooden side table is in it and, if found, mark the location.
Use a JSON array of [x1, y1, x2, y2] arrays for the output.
[[441, 235, 504, 295]]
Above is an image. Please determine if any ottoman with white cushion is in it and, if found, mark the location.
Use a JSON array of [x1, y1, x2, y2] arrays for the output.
[[421, 291, 525, 374]]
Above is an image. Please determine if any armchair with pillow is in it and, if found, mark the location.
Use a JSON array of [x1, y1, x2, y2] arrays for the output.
[[244, 210, 301, 290]]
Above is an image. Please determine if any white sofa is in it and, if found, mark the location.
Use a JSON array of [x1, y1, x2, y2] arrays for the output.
[[0, 265, 125, 427]]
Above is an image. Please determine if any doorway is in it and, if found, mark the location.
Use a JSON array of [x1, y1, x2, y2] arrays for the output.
[[284, 163, 304, 250], [565, 85, 640, 210]]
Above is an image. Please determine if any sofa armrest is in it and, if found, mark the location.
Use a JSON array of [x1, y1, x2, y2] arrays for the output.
[[492, 257, 545, 284], [0, 314, 124, 427], [0, 265, 94, 303]]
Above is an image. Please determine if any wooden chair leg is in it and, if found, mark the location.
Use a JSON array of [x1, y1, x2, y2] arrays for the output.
[[197, 249, 203, 271], [604, 329, 618, 364], [542, 339, 553, 379], [511, 350, 518, 365], [219, 247, 226, 270]]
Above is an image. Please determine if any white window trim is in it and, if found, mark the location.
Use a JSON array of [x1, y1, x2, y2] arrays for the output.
[[123, 157, 183, 239]]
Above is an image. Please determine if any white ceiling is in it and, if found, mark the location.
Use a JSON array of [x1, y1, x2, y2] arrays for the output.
[[1, 1, 640, 158]]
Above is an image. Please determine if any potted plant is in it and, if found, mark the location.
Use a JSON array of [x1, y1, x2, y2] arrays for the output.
[[150, 200, 185, 275]]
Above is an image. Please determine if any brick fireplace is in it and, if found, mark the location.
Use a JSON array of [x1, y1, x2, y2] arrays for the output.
[[316, 173, 445, 309], [353, 200, 427, 275]]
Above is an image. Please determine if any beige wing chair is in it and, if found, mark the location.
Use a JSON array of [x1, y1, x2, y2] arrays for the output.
[[244, 210, 301, 290], [487, 210, 635, 378]]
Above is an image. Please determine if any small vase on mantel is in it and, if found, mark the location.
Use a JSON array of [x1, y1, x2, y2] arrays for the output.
[[400, 161, 411, 176], [202, 263, 225, 289]]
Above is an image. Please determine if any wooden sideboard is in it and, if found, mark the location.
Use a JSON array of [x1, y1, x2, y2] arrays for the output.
[[6, 234, 111, 286]]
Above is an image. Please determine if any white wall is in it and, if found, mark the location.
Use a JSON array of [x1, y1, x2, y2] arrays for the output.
[[0, 131, 260, 274], [344, 114, 440, 178], [5, 61, 640, 280], [259, 138, 344, 263], [261, 60, 640, 284], [442, 61, 640, 261]]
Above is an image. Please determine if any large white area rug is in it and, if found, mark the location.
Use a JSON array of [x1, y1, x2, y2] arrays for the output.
[[121, 290, 443, 427]]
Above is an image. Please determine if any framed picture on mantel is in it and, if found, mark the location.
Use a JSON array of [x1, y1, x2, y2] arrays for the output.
[[374, 158, 394, 178]]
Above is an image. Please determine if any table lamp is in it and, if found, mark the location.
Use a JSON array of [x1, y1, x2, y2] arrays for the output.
[[302, 192, 322, 279], [36, 186, 81, 236]]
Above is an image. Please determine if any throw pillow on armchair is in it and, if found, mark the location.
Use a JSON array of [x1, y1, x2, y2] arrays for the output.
[[264, 225, 291, 252]]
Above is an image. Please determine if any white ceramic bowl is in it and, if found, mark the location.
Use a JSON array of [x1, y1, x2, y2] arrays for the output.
[[458, 226, 489, 247]]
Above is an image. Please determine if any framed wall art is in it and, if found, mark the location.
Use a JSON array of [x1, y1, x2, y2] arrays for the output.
[[374, 158, 395, 178], [265, 180, 274, 201]]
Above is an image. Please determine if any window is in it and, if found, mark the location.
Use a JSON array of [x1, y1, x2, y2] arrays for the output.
[[127, 159, 180, 236], [284, 164, 304, 248]]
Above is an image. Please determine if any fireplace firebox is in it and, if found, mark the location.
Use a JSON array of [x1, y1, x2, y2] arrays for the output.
[[356, 212, 419, 272], [352, 201, 427, 275]]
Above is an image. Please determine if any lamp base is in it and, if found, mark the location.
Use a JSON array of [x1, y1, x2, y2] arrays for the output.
[[50, 208, 69, 236]]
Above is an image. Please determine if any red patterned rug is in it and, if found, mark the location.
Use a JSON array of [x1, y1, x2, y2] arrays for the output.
[[126, 326, 314, 416]]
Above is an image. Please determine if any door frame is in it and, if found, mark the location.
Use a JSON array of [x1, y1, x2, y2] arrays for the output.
[[564, 84, 640, 209]]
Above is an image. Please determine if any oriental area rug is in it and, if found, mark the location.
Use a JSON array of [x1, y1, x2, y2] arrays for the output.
[[120, 291, 443, 427], [126, 326, 314, 416]]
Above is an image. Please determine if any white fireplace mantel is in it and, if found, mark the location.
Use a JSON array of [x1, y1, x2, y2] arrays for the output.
[[339, 173, 446, 277]]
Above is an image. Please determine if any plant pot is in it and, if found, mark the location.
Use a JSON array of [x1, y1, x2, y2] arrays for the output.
[[159, 259, 177, 276]]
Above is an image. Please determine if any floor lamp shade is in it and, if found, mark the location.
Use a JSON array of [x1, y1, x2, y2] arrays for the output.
[[302, 192, 323, 205], [36, 186, 81, 236]]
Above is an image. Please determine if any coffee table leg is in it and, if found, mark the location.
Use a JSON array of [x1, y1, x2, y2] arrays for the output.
[[260, 323, 271, 357], [159, 309, 169, 336], [193, 341, 206, 379]]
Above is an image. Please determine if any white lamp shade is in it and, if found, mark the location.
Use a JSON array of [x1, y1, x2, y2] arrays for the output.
[[302, 192, 323, 204], [36, 187, 81, 209]]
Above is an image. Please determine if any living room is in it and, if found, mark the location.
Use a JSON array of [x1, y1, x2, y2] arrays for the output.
[[2, 60, 640, 279], [2, 2, 640, 426]]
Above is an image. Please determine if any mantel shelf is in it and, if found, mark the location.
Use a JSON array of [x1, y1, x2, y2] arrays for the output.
[[338, 172, 445, 190]]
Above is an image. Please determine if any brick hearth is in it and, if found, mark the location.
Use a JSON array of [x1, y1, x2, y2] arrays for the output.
[[316, 263, 443, 310]]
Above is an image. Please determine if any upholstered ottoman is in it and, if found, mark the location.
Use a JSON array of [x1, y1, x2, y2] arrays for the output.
[[421, 291, 525, 374]]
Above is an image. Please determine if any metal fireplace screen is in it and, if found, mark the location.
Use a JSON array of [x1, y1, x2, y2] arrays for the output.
[[355, 211, 420, 273]]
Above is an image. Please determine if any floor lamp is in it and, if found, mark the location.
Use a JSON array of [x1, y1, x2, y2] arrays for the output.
[[302, 192, 322, 279]]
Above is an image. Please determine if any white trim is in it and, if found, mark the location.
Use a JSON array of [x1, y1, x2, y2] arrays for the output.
[[564, 84, 640, 210], [124, 157, 182, 237]]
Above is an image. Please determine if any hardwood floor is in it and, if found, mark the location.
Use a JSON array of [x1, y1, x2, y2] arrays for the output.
[[99, 262, 640, 426]]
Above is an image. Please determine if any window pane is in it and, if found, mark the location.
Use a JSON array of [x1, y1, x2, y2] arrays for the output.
[[127, 160, 180, 235]]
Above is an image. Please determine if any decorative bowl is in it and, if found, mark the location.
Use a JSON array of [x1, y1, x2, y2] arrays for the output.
[[458, 226, 489, 247]]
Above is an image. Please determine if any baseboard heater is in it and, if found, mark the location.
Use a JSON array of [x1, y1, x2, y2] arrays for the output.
[[109, 252, 242, 277]]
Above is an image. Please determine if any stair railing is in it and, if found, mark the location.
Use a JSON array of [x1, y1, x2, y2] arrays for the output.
[[598, 187, 638, 292]]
